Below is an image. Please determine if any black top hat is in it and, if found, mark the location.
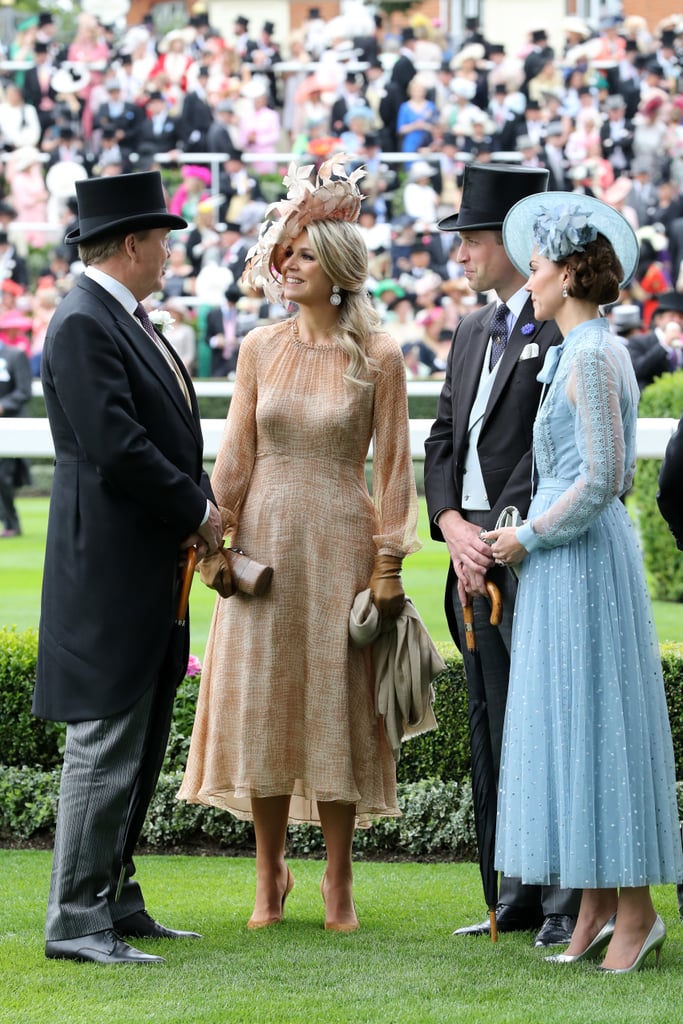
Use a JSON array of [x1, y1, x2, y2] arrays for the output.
[[0, 200, 16, 218], [34, 41, 49, 54], [655, 292, 683, 316], [489, 44, 505, 55], [308, 8, 321, 19], [661, 30, 676, 48], [531, 29, 548, 43], [438, 163, 549, 232], [263, 21, 275, 35], [401, 27, 415, 43], [65, 171, 187, 244], [235, 15, 249, 28], [38, 12, 54, 26]]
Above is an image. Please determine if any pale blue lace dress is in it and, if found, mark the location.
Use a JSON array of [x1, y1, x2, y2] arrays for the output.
[[495, 318, 683, 889]]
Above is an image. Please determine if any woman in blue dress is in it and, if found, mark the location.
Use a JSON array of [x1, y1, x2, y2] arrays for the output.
[[485, 192, 683, 973]]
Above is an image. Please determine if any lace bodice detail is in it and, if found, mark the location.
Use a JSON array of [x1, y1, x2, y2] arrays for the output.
[[525, 319, 639, 548]]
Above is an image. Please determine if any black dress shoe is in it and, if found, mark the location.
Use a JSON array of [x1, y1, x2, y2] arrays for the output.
[[115, 909, 202, 940], [452, 903, 544, 936], [534, 914, 577, 947], [45, 929, 165, 964]]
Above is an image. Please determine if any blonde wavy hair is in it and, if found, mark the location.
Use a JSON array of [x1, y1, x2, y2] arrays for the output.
[[303, 219, 381, 385]]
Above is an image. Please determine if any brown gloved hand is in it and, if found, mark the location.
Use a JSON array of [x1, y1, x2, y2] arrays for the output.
[[369, 554, 405, 617]]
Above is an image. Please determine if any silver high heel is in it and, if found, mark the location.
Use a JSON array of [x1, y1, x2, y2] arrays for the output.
[[544, 915, 616, 964], [597, 915, 666, 974]]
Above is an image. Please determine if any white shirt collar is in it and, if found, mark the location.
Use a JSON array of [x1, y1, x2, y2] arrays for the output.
[[497, 285, 528, 324], [84, 265, 138, 317]]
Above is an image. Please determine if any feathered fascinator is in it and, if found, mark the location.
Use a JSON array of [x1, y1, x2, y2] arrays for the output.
[[243, 156, 366, 304]]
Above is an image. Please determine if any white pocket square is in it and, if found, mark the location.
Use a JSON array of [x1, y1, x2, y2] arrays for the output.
[[519, 342, 539, 360]]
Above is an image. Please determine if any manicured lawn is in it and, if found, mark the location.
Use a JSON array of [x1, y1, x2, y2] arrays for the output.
[[0, 850, 681, 1024], [2, 497, 681, 656]]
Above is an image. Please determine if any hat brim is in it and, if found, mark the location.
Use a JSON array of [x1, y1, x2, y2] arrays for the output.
[[502, 192, 639, 288], [438, 213, 505, 232], [65, 211, 187, 244]]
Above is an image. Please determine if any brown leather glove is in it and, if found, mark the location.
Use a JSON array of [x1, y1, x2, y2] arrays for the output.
[[369, 554, 405, 617]]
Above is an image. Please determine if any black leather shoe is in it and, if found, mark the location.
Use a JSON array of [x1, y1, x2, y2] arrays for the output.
[[115, 909, 202, 940], [45, 929, 165, 964], [534, 914, 577, 947], [452, 903, 544, 936]]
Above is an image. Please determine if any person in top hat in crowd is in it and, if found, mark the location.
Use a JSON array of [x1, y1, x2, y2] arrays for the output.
[[378, 27, 418, 150], [176, 64, 214, 153], [0, 329, 31, 538], [609, 303, 643, 341], [205, 281, 255, 378], [423, 162, 580, 946], [92, 80, 144, 166], [233, 15, 257, 60], [600, 94, 634, 177], [523, 30, 555, 87], [21, 40, 58, 141], [137, 91, 181, 158], [626, 290, 683, 392], [33, 169, 223, 966]]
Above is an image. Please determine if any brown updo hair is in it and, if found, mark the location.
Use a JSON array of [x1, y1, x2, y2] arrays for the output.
[[561, 233, 623, 305]]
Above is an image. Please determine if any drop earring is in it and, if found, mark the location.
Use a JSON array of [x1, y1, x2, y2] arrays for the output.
[[330, 285, 342, 306], [562, 285, 568, 299]]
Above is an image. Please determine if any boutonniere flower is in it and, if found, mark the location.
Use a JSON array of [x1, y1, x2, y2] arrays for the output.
[[149, 309, 175, 331], [520, 323, 535, 336]]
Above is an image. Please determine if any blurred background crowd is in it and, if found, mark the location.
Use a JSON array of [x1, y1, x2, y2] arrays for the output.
[[2, 2, 683, 388]]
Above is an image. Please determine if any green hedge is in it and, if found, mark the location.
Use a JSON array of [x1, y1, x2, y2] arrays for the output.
[[2, 628, 681, 853], [634, 370, 683, 601]]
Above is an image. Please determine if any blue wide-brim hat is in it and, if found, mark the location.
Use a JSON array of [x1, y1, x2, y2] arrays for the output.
[[65, 170, 187, 244], [502, 191, 639, 288]]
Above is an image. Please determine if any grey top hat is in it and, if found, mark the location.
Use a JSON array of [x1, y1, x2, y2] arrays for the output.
[[65, 171, 187, 244], [438, 163, 549, 232]]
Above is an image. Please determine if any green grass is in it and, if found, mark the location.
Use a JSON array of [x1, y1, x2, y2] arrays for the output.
[[0, 850, 681, 1024], [2, 497, 681, 656]]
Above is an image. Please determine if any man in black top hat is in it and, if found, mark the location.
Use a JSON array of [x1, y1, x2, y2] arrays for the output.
[[627, 291, 683, 392], [34, 170, 223, 965], [424, 163, 580, 946]]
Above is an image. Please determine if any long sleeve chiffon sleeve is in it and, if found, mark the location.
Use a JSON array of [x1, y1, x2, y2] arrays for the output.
[[371, 337, 421, 558], [518, 338, 637, 552]]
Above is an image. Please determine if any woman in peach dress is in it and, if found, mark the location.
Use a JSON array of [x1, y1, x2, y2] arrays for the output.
[[178, 159, 420, 932]]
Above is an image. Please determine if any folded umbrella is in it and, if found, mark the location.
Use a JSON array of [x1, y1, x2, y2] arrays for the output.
[[462, 580, 502, 943]]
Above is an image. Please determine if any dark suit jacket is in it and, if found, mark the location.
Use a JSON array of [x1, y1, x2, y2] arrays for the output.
[[177, 90, 214, 151], [657, 410, 683, 548], [0, 341, 31, 414], [423, 297, 561, 647], [34, 276, 214, 723], [627, 331, 673, 391], [138, 114, 180, 155]]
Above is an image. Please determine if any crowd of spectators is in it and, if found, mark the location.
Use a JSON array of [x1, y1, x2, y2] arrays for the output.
[[2, 5, 683, 387]]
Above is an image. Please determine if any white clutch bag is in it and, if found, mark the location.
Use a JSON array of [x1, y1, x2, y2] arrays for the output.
[[495, 505, 523, 579]]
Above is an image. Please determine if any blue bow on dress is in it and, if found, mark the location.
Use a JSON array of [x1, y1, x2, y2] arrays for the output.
[[536, 343, 565, 385]]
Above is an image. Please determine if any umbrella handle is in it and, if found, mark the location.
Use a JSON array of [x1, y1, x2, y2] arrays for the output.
[[463, 596, 476, 652], [489, 908, 498, 943], [485, 580, 502, 626], [175, 546, 197, 624]]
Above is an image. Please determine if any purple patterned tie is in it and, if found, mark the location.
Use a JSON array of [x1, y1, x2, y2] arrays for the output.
[[489, 303, 510, 370], [135, 302, 156, 340]]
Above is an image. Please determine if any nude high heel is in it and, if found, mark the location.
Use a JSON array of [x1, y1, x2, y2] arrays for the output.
[[247, 867, 294, 929], [597, 915, 666, 974], [544, 915, 616, 964], [320, 873, 359, 933]]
